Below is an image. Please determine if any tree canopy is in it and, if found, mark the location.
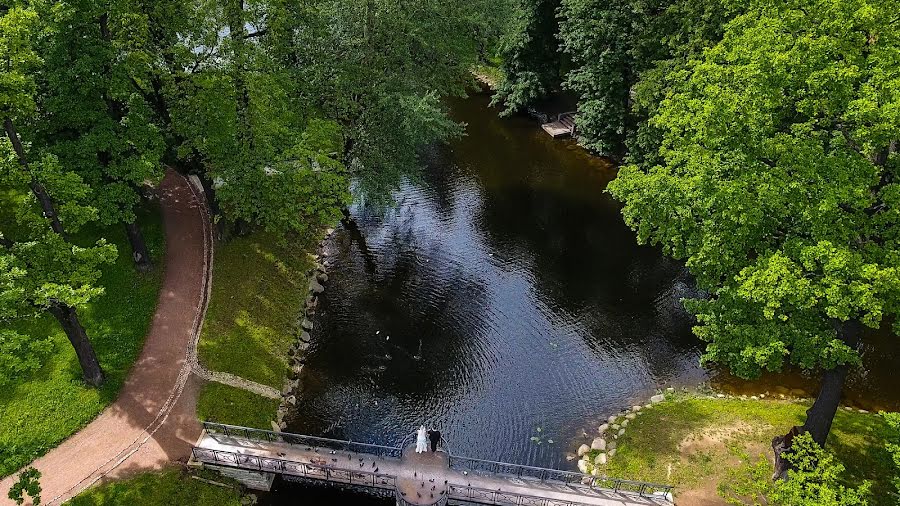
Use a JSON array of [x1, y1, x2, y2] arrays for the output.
[[608, 0, 900, 447]]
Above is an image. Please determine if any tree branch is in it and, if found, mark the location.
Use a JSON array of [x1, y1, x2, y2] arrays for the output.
[[244, 28, 268, 39], [837, 123, 865, 158]]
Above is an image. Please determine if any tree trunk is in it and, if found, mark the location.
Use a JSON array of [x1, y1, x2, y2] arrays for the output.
[[772, 319, 861, 479], [47, 301, 105, 387], [4, 118, 66, 236], [125, 220, 153, 272]]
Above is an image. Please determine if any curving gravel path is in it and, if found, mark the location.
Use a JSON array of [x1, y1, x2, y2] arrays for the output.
[[0, 170, 213, 505]]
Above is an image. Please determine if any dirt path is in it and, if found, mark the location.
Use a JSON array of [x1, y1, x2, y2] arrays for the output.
[[0, 170, 214, 505]]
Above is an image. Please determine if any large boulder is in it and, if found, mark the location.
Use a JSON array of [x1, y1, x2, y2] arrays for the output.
[[650, 394, 665, 404], [309, 278, 325, 294], [577, 459, 589, 474], [598, 423, 609, 434], [577, 444, 591, 456], [593, 453, 607, 465], [591, 438, 606, 451]]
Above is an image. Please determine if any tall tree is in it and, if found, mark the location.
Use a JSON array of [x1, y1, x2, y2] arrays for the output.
[[273, 0, 489, 204], [492, 0, 563, 116], [557, 0, 737, 160], [1, 3, 117, 386], [37, 0, 165, 271], [608, 0, 900, 473]]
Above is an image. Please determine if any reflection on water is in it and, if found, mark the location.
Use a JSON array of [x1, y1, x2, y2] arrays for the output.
[[284, 94, 899, 486], [286, 94, 704, 470]]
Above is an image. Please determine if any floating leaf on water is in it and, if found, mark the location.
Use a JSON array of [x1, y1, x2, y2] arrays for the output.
[[547, 439, 554, 444], [536, 427, 542, 432], [530, 436, 541, 442]]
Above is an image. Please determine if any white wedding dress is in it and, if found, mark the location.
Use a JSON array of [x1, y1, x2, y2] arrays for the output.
[[415, 425, 429, 453]]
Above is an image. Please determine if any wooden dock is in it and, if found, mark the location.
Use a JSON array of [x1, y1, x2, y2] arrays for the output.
[[542, 112, 577, 138], [192, 422, 674, 506]]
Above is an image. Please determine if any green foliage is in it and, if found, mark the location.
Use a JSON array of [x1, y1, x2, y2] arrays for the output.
[[557, 0, 738, 158], [492, 0, 562, 115], [0, 4, 40, 122], [721, 433, 871, 506], [0, 329, 53, 385], [260, 0, 501, 205], [37, 0, 166, 229], [883, 412, 900, 496], [608, 0, 900, 379], [7, 467, 41, 506], [65, 468, 242, 506]]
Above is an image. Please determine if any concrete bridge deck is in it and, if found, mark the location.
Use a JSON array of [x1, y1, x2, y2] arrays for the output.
[[192, 423, 673, 506]]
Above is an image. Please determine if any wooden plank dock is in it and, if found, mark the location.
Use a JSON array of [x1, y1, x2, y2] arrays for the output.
[[542, 112, 577, 138], [191, 422, 674, 506]]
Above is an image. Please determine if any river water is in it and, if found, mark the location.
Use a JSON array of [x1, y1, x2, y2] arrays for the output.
[[272, 94, 898, 501]]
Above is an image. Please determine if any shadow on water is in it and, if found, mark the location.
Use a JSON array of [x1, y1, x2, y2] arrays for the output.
[[276, 94, 899, 503]]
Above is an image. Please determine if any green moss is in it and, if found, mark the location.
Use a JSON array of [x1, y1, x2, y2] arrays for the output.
[[65, 467, 243, 506], [0, 205, 164, 477], [198, 230, 315, 389], [587, 393, 895, 505], [196, 382, 280, 430]]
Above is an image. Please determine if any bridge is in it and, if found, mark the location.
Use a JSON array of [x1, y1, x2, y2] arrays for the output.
[[191, 422, 674, 506]]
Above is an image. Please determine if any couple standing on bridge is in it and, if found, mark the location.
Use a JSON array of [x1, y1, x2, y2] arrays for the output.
[[415, 425, 441, 453]]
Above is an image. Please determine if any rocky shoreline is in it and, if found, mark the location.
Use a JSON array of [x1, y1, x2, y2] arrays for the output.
[[272, 227, 337, 431]]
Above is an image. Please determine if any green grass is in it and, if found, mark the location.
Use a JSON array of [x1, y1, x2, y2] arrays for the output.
[[65, 467, 243, 506], [196, 382, 280, 430], [198, 230, 315, 390], [588, 393, 896, 505], [0, 206, 165, 477]]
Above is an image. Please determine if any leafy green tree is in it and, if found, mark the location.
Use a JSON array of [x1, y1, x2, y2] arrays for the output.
[[884, 412, 900, 496], [492, 0, 563, 116], [1, 1, 116, 387], [557, 0, 737, 160], [37, 0, 165, 271], [270, 0, 490, 204], [7, 467, 41, 506], [720, 433, 870, 505], [608, 0, 900, 472]]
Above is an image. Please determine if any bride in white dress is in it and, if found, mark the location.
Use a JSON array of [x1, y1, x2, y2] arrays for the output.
[[415, 425, 429, 453]]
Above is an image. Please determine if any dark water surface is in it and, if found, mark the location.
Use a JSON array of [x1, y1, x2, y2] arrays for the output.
[[271, 95, 898, 501]]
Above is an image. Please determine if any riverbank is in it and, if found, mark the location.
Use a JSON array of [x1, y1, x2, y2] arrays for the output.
[[0, 203, 164, 478], [196, 226, 334, 430], [575, 391, 896, 505]]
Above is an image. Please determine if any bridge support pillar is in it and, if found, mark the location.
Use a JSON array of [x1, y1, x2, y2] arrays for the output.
[[205, 464, 275, 491]]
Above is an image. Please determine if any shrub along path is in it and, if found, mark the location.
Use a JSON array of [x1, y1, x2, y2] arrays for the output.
[[0, 170, 212, 506]]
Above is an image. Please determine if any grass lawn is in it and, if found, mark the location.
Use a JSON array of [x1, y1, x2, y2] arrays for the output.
[[587, 393, 896, 505], [65, 467, 243, 506], [198, 230, 314, 390], [0, 204, 164, 478], [196, 382, 280, 430]]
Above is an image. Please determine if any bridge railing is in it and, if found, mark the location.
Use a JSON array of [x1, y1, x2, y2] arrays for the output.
[[200, 423, 671, 499], [192, 446, 398, 490], [449, 455, 672, 498], [202, 422, 404, 459], [449, 483, 588, 506]]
